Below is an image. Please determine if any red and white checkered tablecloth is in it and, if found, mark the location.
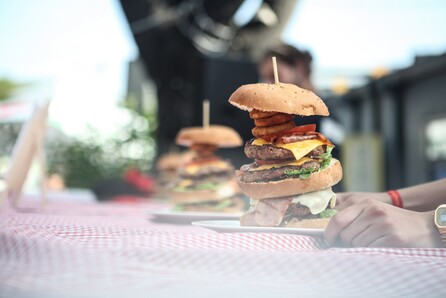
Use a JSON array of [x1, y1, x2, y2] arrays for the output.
[[1, 199, 445, 298]]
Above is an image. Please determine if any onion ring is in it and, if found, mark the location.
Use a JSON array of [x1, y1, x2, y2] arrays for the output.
[[254, 113, 294, 127], [249, 109, 278, 119], [252, 121, 296, 138]]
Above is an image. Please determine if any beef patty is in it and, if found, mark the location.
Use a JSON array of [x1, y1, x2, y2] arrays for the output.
[[239, 161, 320, 183], [245, 139, 325, 161]]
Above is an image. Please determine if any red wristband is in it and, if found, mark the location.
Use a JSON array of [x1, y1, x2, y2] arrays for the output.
[[387, 190, 403, 208]]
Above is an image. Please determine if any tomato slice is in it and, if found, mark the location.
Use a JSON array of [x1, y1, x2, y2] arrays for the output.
[[280, 124, 316, 135], [261, 124, 316, 142]]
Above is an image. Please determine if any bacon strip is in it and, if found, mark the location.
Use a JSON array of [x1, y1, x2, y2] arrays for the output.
[[275, 131, 333, 147], [254, 197, 293, 226], [273, 134, 317, 144], [240, 207, 258, 226]]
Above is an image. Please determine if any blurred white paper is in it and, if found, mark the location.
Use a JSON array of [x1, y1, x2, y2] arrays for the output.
[[2, 101, 50, 207]]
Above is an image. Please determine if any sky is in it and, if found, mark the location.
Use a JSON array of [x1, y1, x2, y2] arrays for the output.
[[0, 0, 138, 137], [283, 0, 446, 87], [1, 0, 446, 138]]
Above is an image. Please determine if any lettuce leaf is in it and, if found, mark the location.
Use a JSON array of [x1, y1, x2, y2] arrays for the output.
[[284, 167, 316, 179], [284, 146, 334, 179], [317, 146, 333, 160], [319, 209, 338, 218], [195, 182, 219, 191], [319, 146, 333, 170], [213, 199, 232, 210], [172, 181, 220, 192], [172, 205, 184, 211]]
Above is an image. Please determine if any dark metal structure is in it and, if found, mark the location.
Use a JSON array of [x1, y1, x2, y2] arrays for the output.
[[119, 0, 297, 166]]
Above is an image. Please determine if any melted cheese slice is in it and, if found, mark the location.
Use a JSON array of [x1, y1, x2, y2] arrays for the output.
[[249, 188, 336, 215], [291, 188, 336, 214], [249, 157, 317, 171], [178, 179, 193, 188], [184, 160, 230, 175], [252, 138, 329, 162]]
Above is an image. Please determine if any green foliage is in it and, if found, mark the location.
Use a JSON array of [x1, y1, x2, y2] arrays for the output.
[[0, 82, 158, 189], [47, 139, 107, 188], [46, 107, 157, 189], [0, 79, 27, 101], [0, 123, 21, 154]]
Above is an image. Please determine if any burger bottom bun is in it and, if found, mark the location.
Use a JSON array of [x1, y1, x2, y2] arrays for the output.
[[168, 178, 240, 204], [180, 196, 245, 213], [236, 158, 343, 200], [285, 217, 330, 229]]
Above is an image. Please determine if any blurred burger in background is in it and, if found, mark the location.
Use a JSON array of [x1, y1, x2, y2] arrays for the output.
[[167, 125, 245, 213], [229, 82, 342, 228], [155, 150, 196, 197]]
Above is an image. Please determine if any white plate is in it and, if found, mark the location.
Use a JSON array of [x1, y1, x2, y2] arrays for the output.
[[149, 210, 242, 224], [192, 220, 324, 236]]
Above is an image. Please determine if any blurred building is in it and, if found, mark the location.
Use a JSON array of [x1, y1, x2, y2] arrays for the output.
[[329, 53, 446, 191]]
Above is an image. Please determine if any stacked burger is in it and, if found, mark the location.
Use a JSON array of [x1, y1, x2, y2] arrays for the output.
[[228, 83, 343, 228], [155, 150, 195, 198], [168, 125, 245, 213]]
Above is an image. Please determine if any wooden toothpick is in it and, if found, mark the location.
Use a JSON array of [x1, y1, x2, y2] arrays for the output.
[[203, 99, 210, 129], [272, 56, 279, 84]]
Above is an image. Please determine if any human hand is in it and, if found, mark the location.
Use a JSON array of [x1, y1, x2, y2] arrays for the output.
[[336, 192, 391, 211], [324, 199, 442, 248]]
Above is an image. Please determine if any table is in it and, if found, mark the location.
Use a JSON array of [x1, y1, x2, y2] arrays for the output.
[[1, 198, 445, 298]]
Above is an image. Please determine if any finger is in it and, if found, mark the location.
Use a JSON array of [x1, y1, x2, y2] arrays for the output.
[[366, 235, 390, 247], [350, 224, 384, 247], [338, 218, 371, 247], [336, 196, 375, 211], [334, 192, 350, 205], [335, 193, 360, 211], [335, 199, 356, 211], [324, 204, 364, 246], [335, 205, 385, 247], [340, 201, 394, 247]]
